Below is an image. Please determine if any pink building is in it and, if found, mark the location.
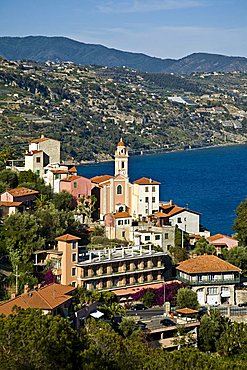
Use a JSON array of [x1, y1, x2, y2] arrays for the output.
[[60, 175, 92, 205], [1, 187, 39, 210], [207, 233, 239, 254]]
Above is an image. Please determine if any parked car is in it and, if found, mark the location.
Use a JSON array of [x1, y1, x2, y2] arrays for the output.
[[131, 303, 147, 311], [160, 318, 176, 326]]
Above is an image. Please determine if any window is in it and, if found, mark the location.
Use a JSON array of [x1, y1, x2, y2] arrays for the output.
[[121, 161, 125, 169], [73, 181, 77, 189], [145, 187, 149, 192], [207, 287, 218, 295], [36, 157, 41, 163], [71, 281, 76, 287], [55, 174, 60, 180], [155, 235, 160, 240], [164, 233, 169, 239], [122, 231, 125, 238], [72, 267, 76, 276], [145, 197, 149, 203], [209, 274, 215, 281], [36, 169, 40, 176], [152, 197, 155, 203], [118, 220, 123, 225], [177, 217, 182, 223], [124, 219, 128, 224], [145, 236, 151, 241], [72, 242, 77, 250], [152, 186, 155, 192], [117, 185, 122, 194], [72, 253, 77, 262]]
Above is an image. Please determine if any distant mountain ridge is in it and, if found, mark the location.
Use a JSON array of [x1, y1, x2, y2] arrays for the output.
[[0, 36, 247, 74]]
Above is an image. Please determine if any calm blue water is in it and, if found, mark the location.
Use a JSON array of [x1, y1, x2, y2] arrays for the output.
[[77, 145, 247, 235]]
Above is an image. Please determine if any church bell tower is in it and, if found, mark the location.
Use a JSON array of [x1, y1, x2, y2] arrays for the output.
[[115, 138, 128, 177]]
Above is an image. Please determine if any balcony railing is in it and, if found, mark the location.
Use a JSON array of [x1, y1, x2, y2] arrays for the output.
[[177, 275, 240, 285]]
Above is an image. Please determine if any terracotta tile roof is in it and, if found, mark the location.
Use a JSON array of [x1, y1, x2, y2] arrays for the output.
[[68, 166, 77, 173], [0, 201, 22, 207], [90, 175, 113, 184], [176, 307, 198, 314], [7, 187, 39, 197], [25, 150, 43, 156], [113, 211, 132, 219], [0, 283, 75, 316], [117, 138, 125, 147], [152, 211, 168, 218], [30, 137, 49, 143], [207, 233, 236, 242], [133, 177, 160, 185], [160, 204, 200, 217], [177, 255, 241, 274], [60, 175, 81, 182], [50, 169, 69, 174], [55, 234, 81, 242]]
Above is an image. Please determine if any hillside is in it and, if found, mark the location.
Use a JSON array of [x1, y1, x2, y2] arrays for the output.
[[1, 57, 247, 162], [0, 36, 247, 74]]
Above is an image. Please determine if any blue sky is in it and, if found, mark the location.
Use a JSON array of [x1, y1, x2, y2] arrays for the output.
[[1, 0, 247, 59]]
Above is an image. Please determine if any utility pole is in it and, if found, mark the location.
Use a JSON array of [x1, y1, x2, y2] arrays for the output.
[[14, 265, 20, 294]]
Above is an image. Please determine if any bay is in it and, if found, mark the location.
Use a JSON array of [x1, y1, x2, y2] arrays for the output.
[[77, 145, 247, 235]]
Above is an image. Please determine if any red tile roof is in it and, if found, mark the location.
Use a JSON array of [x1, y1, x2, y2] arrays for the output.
[[177, 255, 241, 274], [25, 150, 43, 156], [7, 187, 39, 197], [50, 169, 68, 174], [117, 138, 125, 147], [90, 175, 113, 184], [55, 234, 81, 242], [133, 177, 160, 185], [0, 283, 75, 316], [113, 211, 132, 219], [176, 307, 198, 314], [68, 166, 77, 173], [160, 204, 200, 217], [0, 201, 22, 207], [207, 233, 236, 242], [30, 137, 49, 143], [60, 175, 81, 182]]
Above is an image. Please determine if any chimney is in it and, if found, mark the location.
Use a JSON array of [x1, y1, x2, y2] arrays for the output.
[[170, 199, 173, 205], [24, 284, 29, 294], [11, 293, 16, 299], [41, 134, 45, 138], [149, 178, 152, 183]]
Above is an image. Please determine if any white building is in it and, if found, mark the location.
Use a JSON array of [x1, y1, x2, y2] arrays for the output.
[[176, 255, 241, 306]]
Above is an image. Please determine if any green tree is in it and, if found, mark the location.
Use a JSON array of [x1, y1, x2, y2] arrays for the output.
[[198, 310, 230, 352], [216, 321, 247, 357], [176, 287, 199, 310], [142, 289, 155, 308], [119, 316, 139, 338], [78, 194, 97, 224], [175, 226, 190, 248], [194, 237, 216, 255], [0, 308, 82, 369], [2, 212, 45, 291], [222, 246, 247, 275], [169, 245, 189, 263], [99, 302, 126, 319], [0, 169, 18, 188], [52, 191, 75, 211], [233, 198, 247, 246]]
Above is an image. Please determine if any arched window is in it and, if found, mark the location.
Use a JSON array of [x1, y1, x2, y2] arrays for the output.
[[117, 185, 122, 195]]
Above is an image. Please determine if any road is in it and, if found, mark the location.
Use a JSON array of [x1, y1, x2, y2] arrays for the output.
[[127, 307, 165, 319]]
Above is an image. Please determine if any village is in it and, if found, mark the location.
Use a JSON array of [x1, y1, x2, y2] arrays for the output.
[[0, 134, 247, 350]]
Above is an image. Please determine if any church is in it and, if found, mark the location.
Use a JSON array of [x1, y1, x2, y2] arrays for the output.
[[91, 139, 160, 239]]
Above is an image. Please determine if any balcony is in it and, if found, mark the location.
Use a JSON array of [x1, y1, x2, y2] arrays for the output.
[[177, 275, 240, 286]]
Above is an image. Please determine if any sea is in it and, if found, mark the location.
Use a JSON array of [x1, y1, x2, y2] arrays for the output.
[[77, 144, 247, 235]]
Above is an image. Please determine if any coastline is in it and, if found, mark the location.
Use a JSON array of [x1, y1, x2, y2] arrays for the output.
[[76, 141, 247, 166]]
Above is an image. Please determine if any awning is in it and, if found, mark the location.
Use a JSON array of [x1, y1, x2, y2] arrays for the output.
[[90, 310, 104, 319]]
